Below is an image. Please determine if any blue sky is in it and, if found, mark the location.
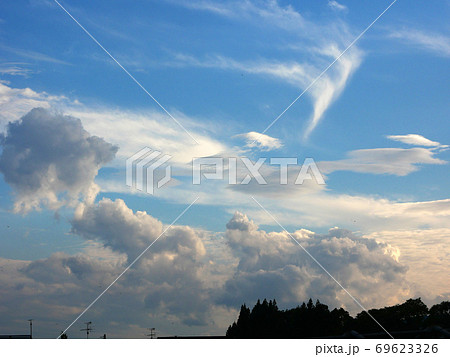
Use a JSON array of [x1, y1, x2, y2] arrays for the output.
[[0, 0, 449, 338]]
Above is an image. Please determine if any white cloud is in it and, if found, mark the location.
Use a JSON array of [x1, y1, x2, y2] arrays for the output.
[[0, 199, 238, 337], [387, 134, 447, 149], [0, 205, 448, 336], [328, 1, 347, 12], [0, 0, 447, 338], [67, 107, 228, 167], [173, 0, 307, 31], [72, 198, 207, 264], [0, 108, 118, 213], [0, 200, 232, 336], [170, 0, 234, 17], [167, 0, 363, 139], [171, 50, 362, 140], [0, 44, 70, 65], [70, 197, 215, 326], [389, 28, 450, 58], [0, 207, 439, 337], [0, 82, 68, 131], [0, 63, 33, 77], [244, 194, 450, 233], [219, 212, 409, 312], [234, 131, 283, 151], [0, 82, 231, 169], [367, 228, 450, 306], [303, 45, 361, 139], [319, 147, 446, 176]]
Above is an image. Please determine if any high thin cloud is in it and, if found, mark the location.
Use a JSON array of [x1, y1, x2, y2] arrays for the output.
[[328, 1, 347, 12], [303, 45, 361, 139], [318, 134, 448, 176], [387, 134, 447, 149], [389, 28, 450, 58], [234, 131, 283, 151], [0, 44, 70, 65], [173, 0, 307, 30], [169, 0, 363, 139], [0, 82, 230, 168], [67, 107, 228, 167], [172, 50, 362, 140], [0, 63, 32, 77], [0, 108, 117, 213], [319, 147, 446, 176]]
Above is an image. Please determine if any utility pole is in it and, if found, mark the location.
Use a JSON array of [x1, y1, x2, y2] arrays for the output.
[[146, 328, 156, 339], [28, 319, 33, 339], [80, 322, 93, 339]]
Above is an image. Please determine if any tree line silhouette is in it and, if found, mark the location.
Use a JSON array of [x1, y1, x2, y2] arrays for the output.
[[226, 298, 450, 338]]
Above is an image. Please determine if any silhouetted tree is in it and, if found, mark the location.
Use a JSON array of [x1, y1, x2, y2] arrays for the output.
[[226, 297, 448, 338], [330, 308, 353, 335], [355, 298, 428, 334], [426, 301, 450, 327]]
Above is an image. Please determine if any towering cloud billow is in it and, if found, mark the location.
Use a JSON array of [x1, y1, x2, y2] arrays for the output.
[[0, 108, 118, 213], [219, 212, 409, 313], [71, 198, 212, 326], [0, 209, 442, 337]]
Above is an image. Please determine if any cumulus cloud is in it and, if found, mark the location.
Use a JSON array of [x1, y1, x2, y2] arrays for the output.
[[218, 212, 409, 312], [0, 108, 118, 213], [0, 209, 448, 337], [367, 228, 450, 307], [387, 134, 446, 148], [22, 251, 124, 288], [0, 199, 235, 337], [0, 251, 129, 337], [234, 131, 283, 151], [71, 197, 214, 326], [72, 198, 163, 259], [71, 198, 206, 262], [0, 242, 223, 337]]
